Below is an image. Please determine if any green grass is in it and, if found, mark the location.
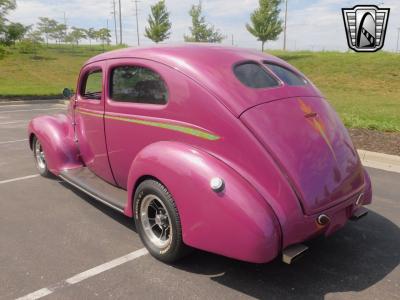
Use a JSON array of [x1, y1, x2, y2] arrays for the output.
[[0, 45, 399, 131], [270, 50, 400, 132], [0, 44, 122, 98]]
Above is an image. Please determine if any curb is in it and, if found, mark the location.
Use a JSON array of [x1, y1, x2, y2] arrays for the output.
[[358, 149, 400, 173]]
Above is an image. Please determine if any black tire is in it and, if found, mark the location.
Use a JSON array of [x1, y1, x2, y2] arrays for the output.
[[32, 136, 52, 178], [134, 179, 188, 263]]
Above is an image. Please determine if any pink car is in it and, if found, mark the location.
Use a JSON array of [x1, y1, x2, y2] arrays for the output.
[[28, 45, 372, 264]]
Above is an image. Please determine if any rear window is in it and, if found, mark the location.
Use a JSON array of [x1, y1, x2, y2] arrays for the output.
[[234, 62, 279, 89], [265, 63, 307, 86]]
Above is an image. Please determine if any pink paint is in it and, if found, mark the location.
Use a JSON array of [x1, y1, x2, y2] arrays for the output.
[[28, 45, 372, 263]]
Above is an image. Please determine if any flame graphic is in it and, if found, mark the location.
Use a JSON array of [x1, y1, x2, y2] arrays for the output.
[[298, 99, 337, 161]]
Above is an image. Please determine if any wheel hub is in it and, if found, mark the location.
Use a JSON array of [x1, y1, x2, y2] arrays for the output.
[[140, 195, 172, 249]]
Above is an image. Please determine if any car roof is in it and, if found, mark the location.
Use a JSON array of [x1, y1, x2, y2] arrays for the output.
[[85, 44, 320, 116]]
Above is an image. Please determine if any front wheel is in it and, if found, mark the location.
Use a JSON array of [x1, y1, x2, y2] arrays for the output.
[[32, 136, 51, 177], [134, 179, 188, 263]]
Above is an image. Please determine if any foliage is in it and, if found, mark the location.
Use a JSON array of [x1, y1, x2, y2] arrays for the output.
[[0, 0, 16, 38], [49, 23, 67, 44], [184, 2, 224, 43], [145, 0, 171, 43], [85, 27, 97, 46], [37, 17, 58, 46], [0, 0, 15, 20], [246, 0, 283, 51], [66, 27, 87, 45], [0, 43, 8, 59], [3, 22, 29, 45], [96, 28, 111, 46]]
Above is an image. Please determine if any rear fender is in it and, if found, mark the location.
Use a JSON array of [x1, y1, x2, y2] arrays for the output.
[[28, 114, 82, 175], [126, 141, 281, 263]]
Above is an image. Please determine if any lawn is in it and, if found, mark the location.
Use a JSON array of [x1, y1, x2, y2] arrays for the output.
[[0, 45, 399, 131], [0, 44, 121, 98], [270, 50, 400, 132]]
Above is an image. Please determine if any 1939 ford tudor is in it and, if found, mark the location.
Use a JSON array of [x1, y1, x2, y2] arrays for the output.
[[28, 45, 372, 264]]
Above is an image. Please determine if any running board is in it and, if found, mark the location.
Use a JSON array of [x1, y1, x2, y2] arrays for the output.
[[60, 167, 127, 213], [282, 244, 309, 264]]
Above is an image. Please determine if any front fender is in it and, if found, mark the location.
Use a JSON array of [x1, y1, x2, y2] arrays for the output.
[[28, 114, 81, 175], [126, 141, 281, 263]]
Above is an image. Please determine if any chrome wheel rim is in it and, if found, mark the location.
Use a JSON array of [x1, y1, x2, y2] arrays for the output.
[[34, 140, 46, 170], [140, 194, 172, 249]]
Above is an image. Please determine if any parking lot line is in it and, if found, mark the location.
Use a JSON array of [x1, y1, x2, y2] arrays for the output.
[[0, 108, 63, 114], [16, 248, 148, 300], [0, 174, 39, 185], [0, 120, 29, 125], [0, 139, 28, 145]]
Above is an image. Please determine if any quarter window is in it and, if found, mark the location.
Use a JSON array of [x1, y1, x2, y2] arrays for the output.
[[265, 63, 307, 86], [82, 69, 103, 100], [110, 66, 168, 105], [233, 62, 279, 89]]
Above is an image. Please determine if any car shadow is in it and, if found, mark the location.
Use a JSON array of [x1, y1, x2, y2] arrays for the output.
[[172, 211, 399, 299], [58, 180, 137, 233], [57, 179, 399, 299]]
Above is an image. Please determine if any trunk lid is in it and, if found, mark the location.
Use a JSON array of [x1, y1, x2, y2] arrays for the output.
[[240, 97, 364, 215]]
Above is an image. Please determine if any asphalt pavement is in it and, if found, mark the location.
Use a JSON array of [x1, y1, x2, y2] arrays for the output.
[[0, 102, 398, 300]]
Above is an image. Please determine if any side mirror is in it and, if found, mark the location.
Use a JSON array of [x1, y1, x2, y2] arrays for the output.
[[62, 88, 74, 98]]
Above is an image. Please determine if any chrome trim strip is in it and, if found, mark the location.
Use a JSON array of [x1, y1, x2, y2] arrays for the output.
[[59, 175, 125, 213]]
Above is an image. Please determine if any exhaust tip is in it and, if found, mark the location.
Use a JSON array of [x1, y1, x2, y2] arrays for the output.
[[351, 207, 368, 221], [317, 214, 330, 226], [282, 244, 309, 264]]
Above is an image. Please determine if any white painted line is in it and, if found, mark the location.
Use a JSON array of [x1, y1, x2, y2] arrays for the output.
[[0, 138, 28, 145], [16, 288, 53, 300], [0, 174, 39, 185], [66, 248, 148, 284], [16, 248, 148, 300], [0, 108, 63, 114], [0, 120, 29, 125]]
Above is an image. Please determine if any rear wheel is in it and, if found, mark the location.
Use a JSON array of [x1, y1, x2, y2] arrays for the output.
[[134, 179, 188, 263], [32, 136, 51, 177]]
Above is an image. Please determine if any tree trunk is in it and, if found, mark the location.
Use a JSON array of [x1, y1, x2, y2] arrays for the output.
[[261, 41, 265, 52]]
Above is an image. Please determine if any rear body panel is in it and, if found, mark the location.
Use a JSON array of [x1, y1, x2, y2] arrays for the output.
[[241, 97, 365, 215]]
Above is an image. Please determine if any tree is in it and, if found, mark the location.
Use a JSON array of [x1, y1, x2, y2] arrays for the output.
[[4, 22, 29, 45], [184, 2, 224, 43], [37, 17, 58, 46], [0, 0, 16, 36], [85, 27, 97, 47], [246, 0, 283, 52], [0, 0, 16, 21], [96, 28, 111, 49], [68, 27, 87, 45], [145, 0, 171, 43], [50, 23, 67, 44]]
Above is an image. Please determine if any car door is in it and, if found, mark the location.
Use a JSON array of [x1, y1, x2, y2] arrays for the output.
[[74, 63, 116, 185], [104, 59, 171, 189]]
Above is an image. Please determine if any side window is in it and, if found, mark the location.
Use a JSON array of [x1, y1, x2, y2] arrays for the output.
[[110, 66, 168, 105], [233, 62, 279, 89], [265, 63, 307, 86], [81, 69, 103, 100]]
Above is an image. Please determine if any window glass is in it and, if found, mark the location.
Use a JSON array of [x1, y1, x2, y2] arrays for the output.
[[265, 63, 307, 86], [82, 70, 102, 100], [233, 62, 278, 89], [110, 66, 168, 105]]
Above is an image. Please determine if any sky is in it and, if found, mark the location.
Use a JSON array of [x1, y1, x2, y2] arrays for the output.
[[7, 0, 400, 51]]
